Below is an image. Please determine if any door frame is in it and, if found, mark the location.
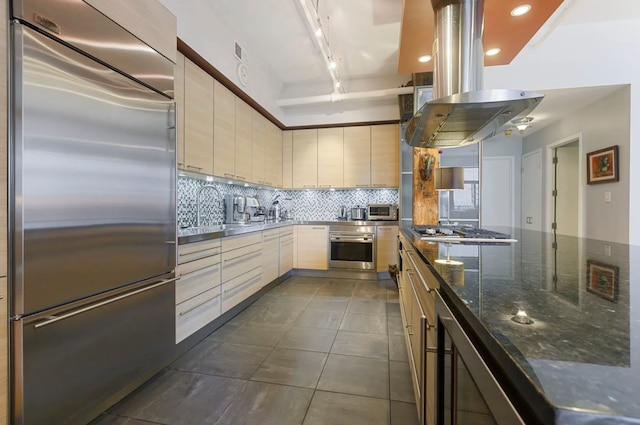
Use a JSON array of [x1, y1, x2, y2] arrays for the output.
[[545, 133, 585, 238]]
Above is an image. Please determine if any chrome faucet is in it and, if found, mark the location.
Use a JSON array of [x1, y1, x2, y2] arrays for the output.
[[196, 184, 223, 227]]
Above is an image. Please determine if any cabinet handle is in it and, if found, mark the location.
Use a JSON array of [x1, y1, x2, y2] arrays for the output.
[[224, 173, 235, 178], [372, 184, 387, 187], [186, 165, 203, 171], [224, 273, 261, 294], [179, 293, 220, 316], [224, 251, 261, 268], [311, 227, 325, 230], [319, 184, 332, 188], [236, 175, 246, 180], [179, 247, 220, 257], [356, 184, 370, 187], [263, 235, 279, 242], [407, 270, 431, 293], [303, 185, 316, 188]]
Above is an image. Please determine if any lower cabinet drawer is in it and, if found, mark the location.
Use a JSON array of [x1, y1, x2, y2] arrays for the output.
[[221, 267, 262, 314], [175, 286, 221, 343], [176, 262, 222, 305], [178, 239, 221, 264], [222, 244, 262, 282]]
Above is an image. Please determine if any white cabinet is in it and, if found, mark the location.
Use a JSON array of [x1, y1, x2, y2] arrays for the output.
[[221, 233, 262, 313], [279, 226, 294, 276], [295, 225, 328, 270], [262, 229, 280, 286], [175, 239, 222, 343], [376, 225, 399, 272]]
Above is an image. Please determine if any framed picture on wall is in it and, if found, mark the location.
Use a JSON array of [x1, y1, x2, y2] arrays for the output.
[[586, 145, 619, 184], [586, 260, 619, 302]]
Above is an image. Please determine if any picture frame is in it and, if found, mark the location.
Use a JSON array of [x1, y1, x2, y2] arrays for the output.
[[586, 260, 619, 302], [586, 145, 619, 184]]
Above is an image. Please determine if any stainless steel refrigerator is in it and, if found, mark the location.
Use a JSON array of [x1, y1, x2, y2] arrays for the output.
[[9, 1, 177, 424]]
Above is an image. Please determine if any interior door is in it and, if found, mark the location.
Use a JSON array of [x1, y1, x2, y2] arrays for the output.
[[553, 144, 580, 236], [521, 151, 542, 231]]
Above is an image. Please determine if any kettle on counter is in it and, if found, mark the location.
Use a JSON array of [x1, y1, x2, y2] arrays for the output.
[[338, 205, 348, 220]]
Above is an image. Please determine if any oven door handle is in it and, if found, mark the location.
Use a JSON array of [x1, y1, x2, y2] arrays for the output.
[[330, 235, 374, 242]]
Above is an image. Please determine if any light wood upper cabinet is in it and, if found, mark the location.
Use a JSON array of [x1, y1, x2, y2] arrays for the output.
[[251, 110, 266, 184], [234, 98, 252, 181], [174, 52, 185, 170], [282, 131, 293, 189], [371, 124, 399, 187], [317, 128, 344, 188], [84, 0, 177, 63], [266, 122, 283, 187], [213, 80, 236, 179], [343, 126, 371, 188], [292, 129, 318, 188], [184, 58, 214, 175]]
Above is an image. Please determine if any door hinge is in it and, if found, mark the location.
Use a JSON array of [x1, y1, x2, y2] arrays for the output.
[[552, 189, 558, 197], [552, 156, 558, 164], [552, 242, 558, 249], [551, 222, 557, 230]]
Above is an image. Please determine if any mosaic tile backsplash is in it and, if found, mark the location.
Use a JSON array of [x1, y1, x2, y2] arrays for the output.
[[178, 176, 399, 227]]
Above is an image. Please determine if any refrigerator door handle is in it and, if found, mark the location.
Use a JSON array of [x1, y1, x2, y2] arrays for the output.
[[33, 277, 179, 329]]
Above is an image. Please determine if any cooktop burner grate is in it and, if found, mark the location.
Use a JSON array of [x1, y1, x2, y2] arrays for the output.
[[412, 225, 511, 240]]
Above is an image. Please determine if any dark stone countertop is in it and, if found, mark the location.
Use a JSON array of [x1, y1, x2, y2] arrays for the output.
[[400, 224, 640, 425]]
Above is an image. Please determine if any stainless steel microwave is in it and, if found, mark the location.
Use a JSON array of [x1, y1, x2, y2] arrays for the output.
[[366, 204, 398, 221]]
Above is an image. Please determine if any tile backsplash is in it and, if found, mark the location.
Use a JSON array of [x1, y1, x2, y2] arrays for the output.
[[177, 176, 399, 227]]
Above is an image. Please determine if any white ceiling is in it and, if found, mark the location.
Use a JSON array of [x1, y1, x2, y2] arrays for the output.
[[159, 0, 634, 130]]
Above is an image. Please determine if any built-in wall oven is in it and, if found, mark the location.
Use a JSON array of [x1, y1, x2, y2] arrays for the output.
[[329, 225, 376, 270]]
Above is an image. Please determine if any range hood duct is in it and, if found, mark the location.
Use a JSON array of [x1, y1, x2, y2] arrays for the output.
[[405, 0, 544, 148]]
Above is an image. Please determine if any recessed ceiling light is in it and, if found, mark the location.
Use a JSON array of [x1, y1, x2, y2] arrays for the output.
[[485, 48, 501, 56], [418, 55, 432, 63], [328, 60, 337, 70], [335, 81, 341, 88], [314, 28, 322, 37], [511, 4, 532, 17]]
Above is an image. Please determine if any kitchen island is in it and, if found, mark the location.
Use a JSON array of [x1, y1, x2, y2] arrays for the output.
[[400, 225, 640, 425]]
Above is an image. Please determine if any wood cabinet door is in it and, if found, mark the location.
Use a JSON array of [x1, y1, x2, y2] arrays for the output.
[[292, 129, 318, 188], [343, 126, 371, 188], [184, 59, 214, 174], [234, 98, 252, 181], [265, 121, 282, 187], [251, 110, 266, 184], [371, 124, 399, 187], [317, 127, 344, 188], [174, 53, 185, 170], [213, 80, 236, 179], [282, 131, 293, 189], [376, 225, 399, 272], [295, 225, 328, 269]]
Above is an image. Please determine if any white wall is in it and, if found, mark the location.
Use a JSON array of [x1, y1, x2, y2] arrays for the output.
[[483, 2, 640, 244], [522, 87, 630, 243]]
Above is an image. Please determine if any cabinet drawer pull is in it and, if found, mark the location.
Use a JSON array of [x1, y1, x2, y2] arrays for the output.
[[372, 184, 388, 187], [311, 227, 325, 230], [263, 235, 279, 242], [319, 184, 332, 188], [407, 269, 431, 293], [356, 184, 370, 187], [303, 185, 316, 188], [224, 251, 260, 268], [223, 273, 261, 294], [179, 247, 220, 257], [179, 293, 220, 316], [236, 175, 246, 180], [224, 173, 235, 178], [186, 165, 203, 171]]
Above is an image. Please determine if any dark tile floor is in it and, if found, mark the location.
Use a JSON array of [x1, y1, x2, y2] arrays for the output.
[[91, 276, 420, 425]]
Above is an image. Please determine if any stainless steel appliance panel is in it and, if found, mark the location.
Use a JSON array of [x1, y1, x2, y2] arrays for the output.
[[12, 0, 175, 97], [13, 278, 175, 425], [12, 25, 176, 315]]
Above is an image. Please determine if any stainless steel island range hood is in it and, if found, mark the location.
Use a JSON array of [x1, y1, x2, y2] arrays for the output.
[[405, 0, 544, 148]]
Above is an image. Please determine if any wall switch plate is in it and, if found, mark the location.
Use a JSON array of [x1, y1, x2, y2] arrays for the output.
[[605, 192, 612, 203], [604, 244, 612, 256]]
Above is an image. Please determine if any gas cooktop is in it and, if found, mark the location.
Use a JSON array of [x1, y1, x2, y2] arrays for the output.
[[412, 225, 517, 243]]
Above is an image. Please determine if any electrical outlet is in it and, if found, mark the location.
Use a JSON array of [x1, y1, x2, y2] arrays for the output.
[[605, 192, 612, 203], [604, 244, 612, 256]]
